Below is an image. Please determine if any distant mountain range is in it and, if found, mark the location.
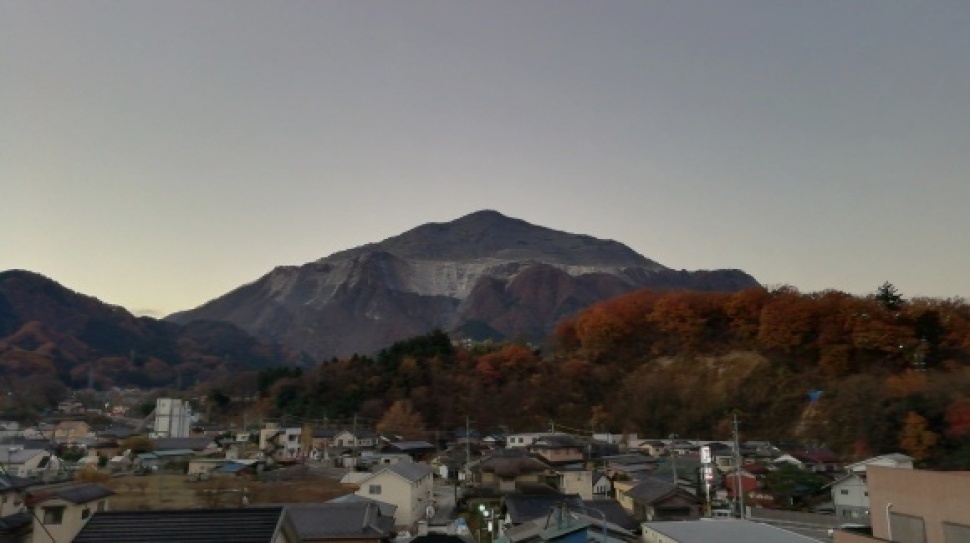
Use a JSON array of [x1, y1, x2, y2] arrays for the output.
[[0, 270, 302, 390], [167, 210, 759, 359]]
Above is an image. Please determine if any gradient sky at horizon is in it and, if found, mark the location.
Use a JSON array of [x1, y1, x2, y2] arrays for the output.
[[4, 1, 969, 317]]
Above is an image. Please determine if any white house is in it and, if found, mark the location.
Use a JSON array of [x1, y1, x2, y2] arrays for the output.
[[333, 429, 379, 448], [559, 468, 612, 500], [29, 483, 113, 543], [845, 453, 913, 473], [259, 423, 303, 461], [4, 449, 62, 479], [354, 462, 434, 529], [829, 452, 914, 525], [829, 473, 871, 523], [505, 432, 569, 449]]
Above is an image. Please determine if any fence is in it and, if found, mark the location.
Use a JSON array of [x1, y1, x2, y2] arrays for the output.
[[747, 506, 840, 528]]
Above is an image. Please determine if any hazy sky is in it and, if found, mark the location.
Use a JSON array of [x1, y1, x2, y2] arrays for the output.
[[4, 1, 969, 317]]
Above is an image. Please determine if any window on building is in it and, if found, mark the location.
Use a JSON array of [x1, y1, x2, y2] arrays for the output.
[[81, 508, 91, 520], [369, 485, 382, 495], [96, 500, 106, 512], [841, 489, 849, 495], [43, 506, 65, 525]]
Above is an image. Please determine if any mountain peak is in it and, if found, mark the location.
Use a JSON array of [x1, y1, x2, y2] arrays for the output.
[[325, 210, 657, 267]]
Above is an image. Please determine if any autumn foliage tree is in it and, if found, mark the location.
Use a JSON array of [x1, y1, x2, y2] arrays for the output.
[[376, 400, 425, 440]]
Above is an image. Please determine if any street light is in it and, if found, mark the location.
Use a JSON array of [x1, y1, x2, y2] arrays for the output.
[[478, 503, 500, 543]]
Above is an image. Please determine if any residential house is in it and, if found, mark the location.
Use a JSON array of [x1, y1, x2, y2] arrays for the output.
[[526, 435, 585, 466], [833, 466, 970, 543], [52, 420, 92, 443], [326, 494, 399, 519], [73, 506, 301, 542], [307, 428, 341, 458], [153, 436, 220, 455], [0, 420, 20, 440], [828, 473, 871, 524], [632, 441, 667, 458], [187, 458, 233, 478], [260, 423, 304, 461], [0, 474, 33, 542], [845, 453, 914, 474], [499, 501, 636, 543], [503, 494, 584, 527], [354, 462, 434, 529], [722, 468, 760, 502], [477, 451, 557, 493], [211, 459, 260, 479], [828, 453, 914, 527], [57, 400, 83, 414], [334, 429, 379, 449], [286, 502, 395, 543], [383, 441, 436, 461], [365, 452, 414, 466], [558, 468, 612, 501], [601, 454, 655, 480], [615, 477, 701, 522], [643, 519, 823, 543], [4, 449, 62, 479], [134, 448, 197, 472], [774, 447, 841, 473], [27, 483, 113, 543], [506, 433, 568, 449]]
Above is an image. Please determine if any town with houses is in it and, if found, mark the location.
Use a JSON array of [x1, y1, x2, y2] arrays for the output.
[[0, 392, 967, 543]]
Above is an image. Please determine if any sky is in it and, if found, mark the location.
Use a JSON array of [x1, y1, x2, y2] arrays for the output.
[[4, 1, 969, 318]]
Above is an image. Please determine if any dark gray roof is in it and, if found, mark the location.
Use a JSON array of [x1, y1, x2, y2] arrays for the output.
[[480, 455, 552, 478], [30, 483, 113, 506], [624, 478, 678, 504], [73, 506, 292, 543], [0, 510, 31, 533], [380, 461, 433, 482], [387, 440, 435, 451], [286, 502, 394, 539], [0, 474, 34, 492], [503, 493, 583, 524], [151, 436, 215, 451], [313, 428, 340, 438], [326, 493, 398, 517], [580, 500, 639, 531]]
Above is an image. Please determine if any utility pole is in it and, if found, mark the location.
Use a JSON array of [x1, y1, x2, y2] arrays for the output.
[[733, 413, 744, 519]]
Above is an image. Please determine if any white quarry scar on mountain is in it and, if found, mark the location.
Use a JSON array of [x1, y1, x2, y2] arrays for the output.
[[261, 257, 642, 307]]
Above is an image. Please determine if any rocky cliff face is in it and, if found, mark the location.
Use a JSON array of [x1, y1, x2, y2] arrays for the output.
[[167, 210, 759, 359]]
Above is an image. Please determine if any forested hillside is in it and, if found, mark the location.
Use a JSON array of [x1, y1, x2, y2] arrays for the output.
[[237, 284, 970, 469]]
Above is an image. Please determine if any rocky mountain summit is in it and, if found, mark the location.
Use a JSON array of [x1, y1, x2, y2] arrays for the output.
[[167, 210, 759, 359]]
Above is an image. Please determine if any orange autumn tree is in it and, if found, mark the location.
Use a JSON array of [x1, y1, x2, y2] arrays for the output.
[[376, 399, 425, 440], [899, 411, 938, 461]]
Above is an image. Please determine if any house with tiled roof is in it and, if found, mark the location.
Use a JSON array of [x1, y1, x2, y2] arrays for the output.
[[615, 477, 701, 522], [526, 435, 585, 466], [477, 450, 557, 492], [286, 502, 395, 543], [73, 506, 300, 542], [383, 440, 436, 460], [354, 462, 434, 529], [27, 483, 113, 543], [0, 474, 34, 542]]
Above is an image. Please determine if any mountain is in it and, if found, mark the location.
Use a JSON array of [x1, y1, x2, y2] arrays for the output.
[[0, 270, 301, 391], [167, 210, 759, 359]]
